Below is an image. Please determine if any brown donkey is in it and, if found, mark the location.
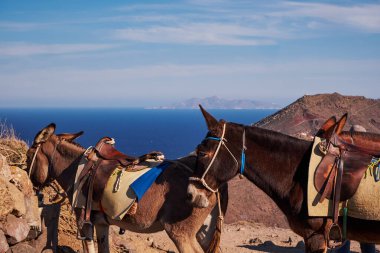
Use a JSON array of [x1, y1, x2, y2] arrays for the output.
[[27, 123, 228, 253], [187, 106, 380, 253]]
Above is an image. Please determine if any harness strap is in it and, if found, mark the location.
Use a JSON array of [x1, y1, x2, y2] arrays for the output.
[[240, 129, 247, 175], [333, 155, 344, 225]]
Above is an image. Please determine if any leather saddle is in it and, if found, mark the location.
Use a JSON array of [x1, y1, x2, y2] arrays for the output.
[[312, 114, 380, 248], [314, 134, 378, 202], [75, 137, 163, 240]]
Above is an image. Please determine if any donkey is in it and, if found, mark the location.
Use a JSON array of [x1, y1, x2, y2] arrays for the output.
[[187, 106, 380, 253], [26, 123, 228, 253]]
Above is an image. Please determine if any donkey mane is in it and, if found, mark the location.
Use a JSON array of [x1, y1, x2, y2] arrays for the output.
[[56, 138, 85, 159], [249, 125, 311, 147]]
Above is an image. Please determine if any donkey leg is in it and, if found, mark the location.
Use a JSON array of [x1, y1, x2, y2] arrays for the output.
[[168, 236, 204, 253], [304, 233, 327, 253], [165, 224, 204, 253], [93, 213, 110, 253]]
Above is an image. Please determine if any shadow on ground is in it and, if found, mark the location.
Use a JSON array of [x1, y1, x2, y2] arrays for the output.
[[238, 241, 304, 253], [58, 245, 77, 253]]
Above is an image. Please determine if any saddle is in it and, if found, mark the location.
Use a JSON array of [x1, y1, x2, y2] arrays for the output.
[[75, 137, 163, 240], [313, 115, 380, 248], [314, 134, 379, 203]]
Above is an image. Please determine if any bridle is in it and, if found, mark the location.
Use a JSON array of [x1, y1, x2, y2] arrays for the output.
[[189, 123, 247, 193]]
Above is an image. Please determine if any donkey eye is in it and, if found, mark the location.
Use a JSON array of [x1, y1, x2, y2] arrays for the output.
[[198, 151, 207, 157]]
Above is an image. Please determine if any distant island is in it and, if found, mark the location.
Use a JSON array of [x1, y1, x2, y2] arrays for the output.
[[149, 96, 280, 109]]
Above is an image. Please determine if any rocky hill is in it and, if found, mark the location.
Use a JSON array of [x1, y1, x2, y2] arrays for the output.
[[254, 92, 380, 139]]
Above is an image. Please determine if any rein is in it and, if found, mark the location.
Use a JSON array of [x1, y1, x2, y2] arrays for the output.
[[189, 123, 247, 193]]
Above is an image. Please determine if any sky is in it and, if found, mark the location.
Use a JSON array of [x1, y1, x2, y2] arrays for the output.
[[0, 0, 380, 108]]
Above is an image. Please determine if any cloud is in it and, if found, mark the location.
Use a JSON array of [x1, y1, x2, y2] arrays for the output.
[[0, 21, 48, 31], [110, 1, 380, 47], [280, 2, 380, 33], [0, 43, 118, 56], [114, 23, 280, 46]]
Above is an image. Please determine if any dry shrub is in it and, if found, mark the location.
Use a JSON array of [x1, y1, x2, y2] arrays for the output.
[[0, 121, 28, 167]]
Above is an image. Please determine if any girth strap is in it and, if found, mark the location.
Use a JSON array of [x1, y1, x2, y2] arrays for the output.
[[333, 156, 344, 224]]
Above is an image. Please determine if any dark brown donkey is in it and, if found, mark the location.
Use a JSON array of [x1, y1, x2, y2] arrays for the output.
[[187, 106, 380, 253], [26, 123, 228, 253]]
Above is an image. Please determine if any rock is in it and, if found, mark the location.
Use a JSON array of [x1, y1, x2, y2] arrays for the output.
[[249, 237, 263, 244], [24, 194, 41, 229], [5, 214, 30, 245], [6, 242, 37, 253], [115, 239, 136, 253], [0, 154, 11, 181], [151, 241, 159, 249], [0, 178, 14, 217], [5, 180, 26, 217], [0, 230, 9, 253], [9, 166, 34, 197], [146, 236, 153, 243]]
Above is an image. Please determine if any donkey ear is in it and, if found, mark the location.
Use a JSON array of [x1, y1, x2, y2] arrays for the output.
[[315, 116, 337, 140], [199, 104, 218, 130], [57, 131, 84, 141], [335, 113, 348, 134], [34, 123, 56, 144]]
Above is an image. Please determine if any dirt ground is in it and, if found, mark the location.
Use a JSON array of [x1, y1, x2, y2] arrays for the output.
[[58, 220, 379, 253]]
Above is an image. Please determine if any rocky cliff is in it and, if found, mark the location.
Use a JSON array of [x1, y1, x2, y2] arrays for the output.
[[0, 134, 41, 253]]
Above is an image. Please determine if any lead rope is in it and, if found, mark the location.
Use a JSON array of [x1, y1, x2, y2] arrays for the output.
[[207, 191, 224, 253], [216, 191, 224, 253], [28, 144, 41, 178]]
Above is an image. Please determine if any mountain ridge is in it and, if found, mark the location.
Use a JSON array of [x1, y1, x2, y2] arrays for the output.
[[151, 96, 280, 109]]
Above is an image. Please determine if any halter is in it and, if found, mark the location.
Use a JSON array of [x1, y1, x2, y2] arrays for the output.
[[189, 123, 247, 193]]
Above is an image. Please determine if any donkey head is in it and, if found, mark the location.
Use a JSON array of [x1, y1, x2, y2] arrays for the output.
[[187, 105, 244, 208], [26, 123, 83, 187]]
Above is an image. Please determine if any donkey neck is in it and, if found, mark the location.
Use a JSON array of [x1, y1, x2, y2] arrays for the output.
[[53, 140, 85, 198], [244, 126, 311, 203]]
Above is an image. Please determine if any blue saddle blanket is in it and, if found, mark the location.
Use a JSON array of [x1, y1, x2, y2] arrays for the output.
[[130, 162, 170, 200]]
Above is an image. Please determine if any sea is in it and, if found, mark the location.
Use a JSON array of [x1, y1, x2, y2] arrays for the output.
[[0, 108, 276, 159]]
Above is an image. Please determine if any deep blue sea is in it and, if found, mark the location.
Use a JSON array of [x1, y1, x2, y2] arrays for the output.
[[0, 108, 276, 159]]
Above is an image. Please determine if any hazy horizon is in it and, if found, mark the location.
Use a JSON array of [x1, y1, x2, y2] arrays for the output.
[[1, 0, 380, 108]]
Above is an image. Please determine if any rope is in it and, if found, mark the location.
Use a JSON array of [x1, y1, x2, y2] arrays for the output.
[[200, 124, 227, 182], [28, 144, 41, 178]]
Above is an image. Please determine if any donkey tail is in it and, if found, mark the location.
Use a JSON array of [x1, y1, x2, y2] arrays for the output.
[[206, 183, 228, 253]]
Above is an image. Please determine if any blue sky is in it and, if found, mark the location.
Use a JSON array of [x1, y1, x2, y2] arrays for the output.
[[0, 0, 379, 107]]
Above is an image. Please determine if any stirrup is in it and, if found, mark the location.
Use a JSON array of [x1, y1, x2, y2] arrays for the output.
[[327, 223, 345, 249], [77, 221, 94, 241]]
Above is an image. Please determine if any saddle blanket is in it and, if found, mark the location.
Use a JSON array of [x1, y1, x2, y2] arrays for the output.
[[73, 157, 168, 220], [307, 137, 380, 220]]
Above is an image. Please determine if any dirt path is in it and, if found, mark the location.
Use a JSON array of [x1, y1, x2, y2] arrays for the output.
[[105, 221, 378, 253]]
